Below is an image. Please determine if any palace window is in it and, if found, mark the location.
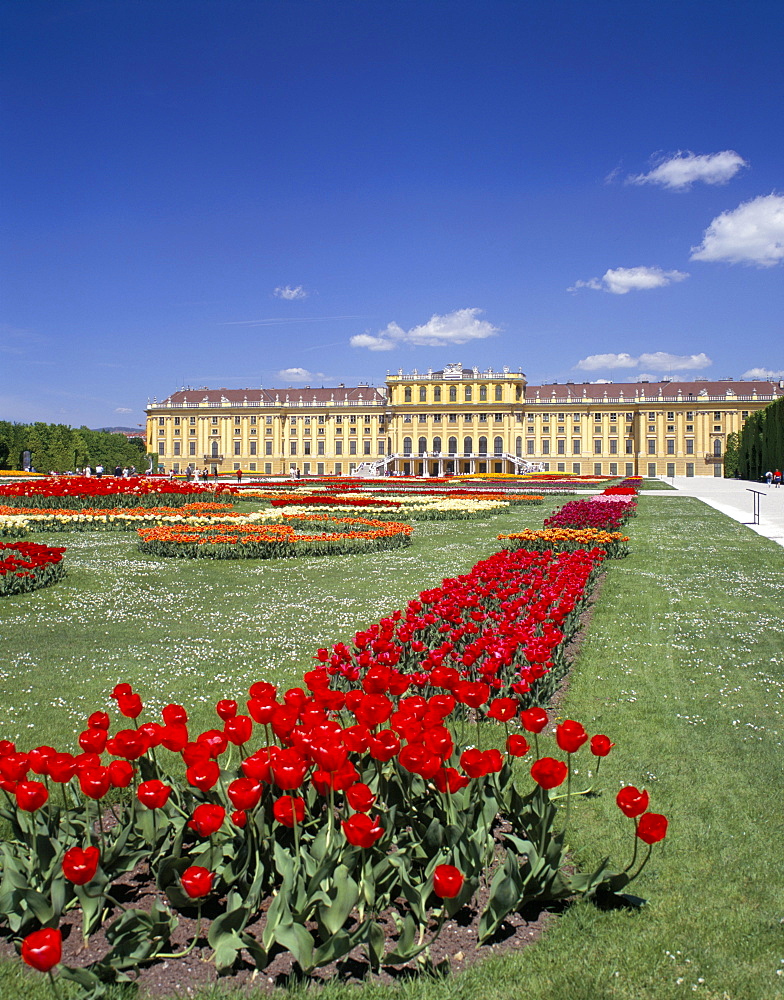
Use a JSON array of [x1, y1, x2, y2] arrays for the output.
[[404, 388, 412, 402], [419, 387, 427, 402], [495, 386, 502, 401]]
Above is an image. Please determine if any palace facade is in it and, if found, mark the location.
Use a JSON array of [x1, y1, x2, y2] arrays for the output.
[[146, 363, 782, 478]]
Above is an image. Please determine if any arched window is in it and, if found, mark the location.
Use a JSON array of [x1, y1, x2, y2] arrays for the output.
[[448, 436, 458, 454], [211, 441, 219, 458], [495, 385, 503, 401], [404, 388, 412, 402], [418, 436, 427, 455], [479, 386, 487, 401], [713, 439, 722, 457], [463, 436, 473, 455], [494, 436, 504, 455], [516, 436, 523, 457], [403, 437, 412, 456], [449, 386, 457, 402], [432, 436, 442, 454], [478, 436, 488, 455], [464, 386, 472, 401]]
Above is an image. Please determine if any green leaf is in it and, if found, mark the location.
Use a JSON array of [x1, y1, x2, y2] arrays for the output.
[[318, 865, 359, 936], [273, 920, 314, 972]]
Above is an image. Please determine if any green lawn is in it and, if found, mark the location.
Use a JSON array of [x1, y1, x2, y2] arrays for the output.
[[2, 497, 783, 1000]]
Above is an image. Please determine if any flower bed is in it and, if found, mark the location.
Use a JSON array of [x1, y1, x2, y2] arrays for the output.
[[0, 502, 253, 534], [3, 555, 666, 993], [499, 528, 630, 559], [137, 514, 414, 559], [0, 476, 238, 510], [0, 541, 67, 596], [544, 497, 637, 532]]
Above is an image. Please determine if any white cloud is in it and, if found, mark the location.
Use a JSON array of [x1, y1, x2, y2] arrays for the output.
[[114, 407, 133, 414], [277, 367, 326, 382], [575, 352, 712, 373], [273, 285, 308, 300], [350, 308, 499, 351], [690, 194, 784, 267], [741, 367, 784, 380], [575, 353, 638, 371], [627, 150, 748, 190], [569, 266, 688, 295]]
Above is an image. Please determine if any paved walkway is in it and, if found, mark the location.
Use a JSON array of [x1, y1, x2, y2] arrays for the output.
[[650, 476, 784, 549]]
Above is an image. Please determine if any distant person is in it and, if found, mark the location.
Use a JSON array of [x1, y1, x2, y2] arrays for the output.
[[114, 465, 122, 477], [213, 468, 219, 480], [84, 465, 92, 477], [774, 470, 782, 488], [202, 467, 209, 480], [765, 470, 773, 486], [236, 469, 243, 483], [95, 464, 103, 478]]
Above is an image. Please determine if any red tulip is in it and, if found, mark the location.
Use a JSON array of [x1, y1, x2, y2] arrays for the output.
[[136, 779, 171, 810], [117, 693, 143, 719], [433, 864, 464, 898], [16, 780, 49, 812], [487, 697, 517, 722], [108, 759, 134, 788], [79, 767, 111, 800], [556, 719, 588, 754], [270, 748, 308, 790], [181, 866, 214, 899], [272, 795, 305, 827], [215, 699, 238, 720], [520, 707, 549, 733], [62, 845, 100, 885], [530, 757, 568, 789], [78, 728, 108, 754], [21, 927, 61, 972], [227, 777, 262, 811], [506, 734, 530, 757], [637, 812, 668, 844], [186, 759, 220, 791], [224, 715, 253, 746], [590, 734, 614, 757], [188, 803, 225, 837], [345, 782, 376, 812], [342, 813, 384, 848], [616, 786, 650, 818], [433, 767, 470, 794]]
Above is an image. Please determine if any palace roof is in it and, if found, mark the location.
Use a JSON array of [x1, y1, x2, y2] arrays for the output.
[[159, 386, 385, 405], [523, 380, 779, 400]]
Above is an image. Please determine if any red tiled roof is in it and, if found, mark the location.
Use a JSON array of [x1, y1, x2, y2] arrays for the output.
[[161, 386, 385, 405], [524, 380, 779, 399]]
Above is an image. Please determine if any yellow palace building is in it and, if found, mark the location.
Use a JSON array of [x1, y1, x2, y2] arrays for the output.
[[146, 362, 782, 478]]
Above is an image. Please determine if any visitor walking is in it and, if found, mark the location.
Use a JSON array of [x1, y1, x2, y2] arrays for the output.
[[774, 470, 782, 488], [236, 469, 243, 483], [765, 470, 773, 486]]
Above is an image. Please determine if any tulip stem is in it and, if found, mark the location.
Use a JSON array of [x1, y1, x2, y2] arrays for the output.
[[564, 755, 572, 831], [46, 969, 64, 1000], [158, 908, 202, 960], [623, 818, 640, 872], [626, 843, 653, 882]]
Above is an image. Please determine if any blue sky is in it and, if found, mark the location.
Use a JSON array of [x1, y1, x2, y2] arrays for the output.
[[2, 0, 782, 428]]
